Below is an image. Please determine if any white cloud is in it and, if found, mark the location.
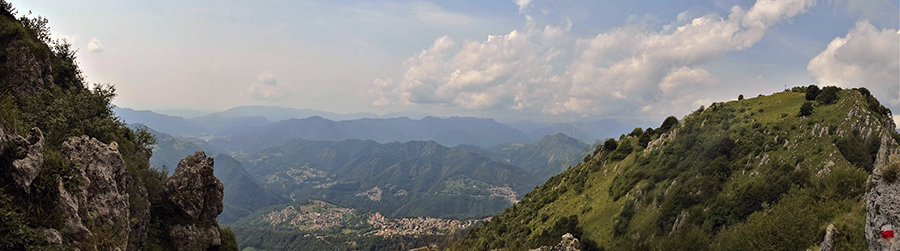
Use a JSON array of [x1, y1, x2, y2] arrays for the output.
[[247, 70, 292, 100], [371, 0, 818, 119], [87, 37, 103, 52], [807, 20, 899, 107], [515, 0, 532, 14]]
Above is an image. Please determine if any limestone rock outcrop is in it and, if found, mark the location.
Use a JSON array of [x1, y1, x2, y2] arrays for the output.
[[166, 151, 224, 251], [60, 135, 132, 250], [0, 127, 44, 192], [864, 110, 900, 250], [529, 233, 581, 251]]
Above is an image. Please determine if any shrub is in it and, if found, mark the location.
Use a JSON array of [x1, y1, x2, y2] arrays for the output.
[[816, 86, 841, 105], [884, 155, 900, 183], [805, 85, 821, 100], [628, 127, 644, 137], [738, 94, 744, 100], [798, 102, 814, 117], [659, 116, 679, 133], [603, 138, 618, 152]]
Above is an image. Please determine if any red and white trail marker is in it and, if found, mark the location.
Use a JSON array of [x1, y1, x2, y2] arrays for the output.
[[882, 224, 894, 239]]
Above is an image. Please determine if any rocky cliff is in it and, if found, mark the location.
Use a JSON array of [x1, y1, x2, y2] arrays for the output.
[[1, 127, 228, 250]]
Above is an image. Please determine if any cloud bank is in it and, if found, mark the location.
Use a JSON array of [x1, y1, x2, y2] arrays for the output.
[[370, 0, 818, 119], [807, 20, 899, 107]]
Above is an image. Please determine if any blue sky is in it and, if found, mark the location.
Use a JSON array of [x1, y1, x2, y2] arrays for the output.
[[13, 0, 899, 123]]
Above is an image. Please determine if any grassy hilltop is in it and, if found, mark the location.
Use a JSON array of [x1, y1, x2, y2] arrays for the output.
[[451, 87, 899, 251]]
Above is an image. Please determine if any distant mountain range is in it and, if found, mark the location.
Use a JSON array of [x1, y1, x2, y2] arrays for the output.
[[114, 106, 649, 147]]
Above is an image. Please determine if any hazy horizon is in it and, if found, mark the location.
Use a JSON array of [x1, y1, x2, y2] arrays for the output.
[[16, 0, 900, 123]]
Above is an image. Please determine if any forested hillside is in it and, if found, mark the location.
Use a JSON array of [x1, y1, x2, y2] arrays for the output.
[[243, 139, 539, 219], [451, 87, 899, 250]]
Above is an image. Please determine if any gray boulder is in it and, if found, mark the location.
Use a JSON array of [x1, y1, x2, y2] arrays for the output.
[[166, 151, 224, 251]]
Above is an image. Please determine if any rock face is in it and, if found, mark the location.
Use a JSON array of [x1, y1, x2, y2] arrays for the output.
[[0, 127, 44, 193], [529, 233, 581, 251], [166, 151, 224, 251], [3, 40, 54, 97], [819, 224, 837, 251], [60, 135, 132, 250], [864, 111, 900, 250]]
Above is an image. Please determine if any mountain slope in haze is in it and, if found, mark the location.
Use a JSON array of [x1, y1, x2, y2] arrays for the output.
[[487, 133, 589, 180], [507, 119, 633, 144], [451, 87, 898, 251], [243, 139, 540, 219], [113, 106, 206, 136], [211, 116, 531, 153], [210, 105, 379, 121], [213, 154, 289, 224]]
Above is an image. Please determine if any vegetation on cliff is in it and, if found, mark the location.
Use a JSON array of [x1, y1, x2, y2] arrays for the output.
[[451, 87, 898, 251], [0, 1, 237, 249]]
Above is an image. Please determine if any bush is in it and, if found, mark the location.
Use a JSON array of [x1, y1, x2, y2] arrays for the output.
[[628, 127, 644, 137], [884, 155, 900, 183], [659, 116, 679, 133], [816, 86, 841, 105], [798, 102, 814, 117], [805, 85, 821, 100], [602, 138, 618, 152], [738, 94, 744, 100]]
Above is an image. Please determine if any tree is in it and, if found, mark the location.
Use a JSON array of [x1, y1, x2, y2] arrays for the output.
[[603, 138, 618, 152], [805, 85, 821, 101], [816, 86, 841, 104], [659, 116, 678, 133], [738, 94, 744, 100], [799, 102, 814, 117]]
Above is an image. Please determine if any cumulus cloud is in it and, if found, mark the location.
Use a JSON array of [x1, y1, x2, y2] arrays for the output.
[[247, 70, 292, 100], [371, 0, 818, 119], [808, 20, 899, 107], [87, 37, 103, 52]]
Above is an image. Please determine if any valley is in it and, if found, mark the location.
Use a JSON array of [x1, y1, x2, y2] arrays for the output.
[[114, 106, 598, 249]]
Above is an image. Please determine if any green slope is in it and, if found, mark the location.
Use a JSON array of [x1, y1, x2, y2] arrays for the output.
[[214, 154, 289, 224], [487, 133, 589, 180], [450, 88, 899, 251]]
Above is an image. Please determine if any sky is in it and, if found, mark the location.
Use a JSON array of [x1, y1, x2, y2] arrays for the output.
[[13, 0, 900, 123]]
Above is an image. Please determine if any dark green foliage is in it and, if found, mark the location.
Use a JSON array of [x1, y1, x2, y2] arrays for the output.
[[883, 156, 900, 183], [816, 86, 841, 104], [610, 140, 633, 161], [791, 86, 808, 93], [628, 127, 643, 137], [0, 5, 178, 249], [805, 85, 821, 100], [612, 200, 635, 236], [659, 116, 678, 133], [738, 94, 743, 100], [638, 128, 654, 148], [219, 227, 239, 251], [602, 138, 617, 152], [703, 137, 736, 160], [799, 102, 814, 117], [834, 132, 878, 172]]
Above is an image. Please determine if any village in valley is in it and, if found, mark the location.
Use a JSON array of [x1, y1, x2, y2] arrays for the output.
[[258, 200, 482, 237]]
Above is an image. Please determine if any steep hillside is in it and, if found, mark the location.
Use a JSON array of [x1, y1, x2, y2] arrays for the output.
[[487, 133, 589, 180], [213, 154, 289, 223], [451, 88, 898, 251], [0, 2, 236, 250], [243, 139, 539, 219], [113, 107, 206, 136]]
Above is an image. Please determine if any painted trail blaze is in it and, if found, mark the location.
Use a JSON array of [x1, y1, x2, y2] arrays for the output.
[[882, 224, 894, 239]]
